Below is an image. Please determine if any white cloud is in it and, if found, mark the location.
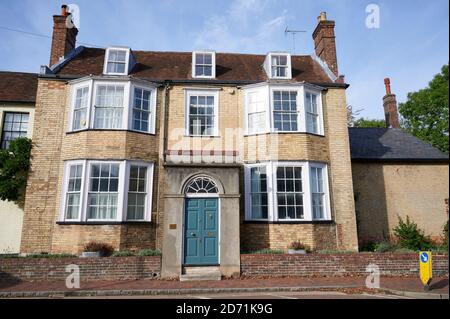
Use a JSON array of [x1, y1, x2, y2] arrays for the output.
[[193, 0, 288, 53]]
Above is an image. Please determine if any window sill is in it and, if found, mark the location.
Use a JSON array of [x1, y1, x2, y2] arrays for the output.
[[56, 221, 152, 225], [243, 220, 334, 225], [244, 132, 325, 137], [184, 135, 221, 138], [66, 129, 155, 136]]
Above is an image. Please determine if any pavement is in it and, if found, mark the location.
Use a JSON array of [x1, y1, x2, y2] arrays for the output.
[[0, 276, 448, 299]]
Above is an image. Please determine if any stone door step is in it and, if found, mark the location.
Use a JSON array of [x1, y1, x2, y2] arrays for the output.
[[180, 266, 221, 281]]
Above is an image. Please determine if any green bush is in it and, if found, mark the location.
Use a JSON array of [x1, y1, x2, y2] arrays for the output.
[[393, 216, 432, 251], [111, 251, 135, 257], [137, 249, 161, 256], [0, 137, 32, 208], [360, 241, 377, 252], [374, 242, 395, 253]]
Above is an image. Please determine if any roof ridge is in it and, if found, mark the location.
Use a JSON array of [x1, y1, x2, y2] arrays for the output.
[[0, 70, 38, 75]]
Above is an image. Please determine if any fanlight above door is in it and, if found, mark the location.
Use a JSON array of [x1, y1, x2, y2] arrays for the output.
[[185, 177, 219, 194]]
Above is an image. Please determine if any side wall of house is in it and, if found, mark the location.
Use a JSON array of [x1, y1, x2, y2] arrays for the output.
[[352, 162, 449, 244], [0, 103, 34, 253]]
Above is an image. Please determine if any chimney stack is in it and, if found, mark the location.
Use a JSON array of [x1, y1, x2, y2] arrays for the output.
[[383, 78, 400, 128], [312, 12, 339, 77], [49, 4, 78, 66]]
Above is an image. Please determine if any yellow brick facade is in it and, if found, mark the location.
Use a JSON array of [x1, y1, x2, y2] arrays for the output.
[[20, 78, 359, 254], [353, 163, 449, 244]]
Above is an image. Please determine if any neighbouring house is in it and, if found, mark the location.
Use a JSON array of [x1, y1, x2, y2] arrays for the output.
[[14, 5, 448, 280], [0, 71, 37, 253], [350, 79, 449, 245]]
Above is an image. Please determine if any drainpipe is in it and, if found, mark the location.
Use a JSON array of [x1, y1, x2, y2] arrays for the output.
[[154, 82, 170, 249]]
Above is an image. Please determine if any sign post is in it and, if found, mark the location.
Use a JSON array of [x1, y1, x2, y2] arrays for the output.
[[419, 251, 432, 291]]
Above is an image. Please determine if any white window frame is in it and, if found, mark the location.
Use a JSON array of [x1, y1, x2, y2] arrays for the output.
[[309, 162, 331, 221], [92, 81, 129, 130], [244, 163, 274, 221], [184, 88, 220, 137], [103, 47, 131, 75], [304, 89, 324, 135], [244, 88, 270, 135], [69, 80, 93, 132], [68, 78, 157, 134], [60, 160, 87, 222], [128, 84, 158, 134], [265, 53, 292, 80], [123, 161, 154, 222], [269, 86, 304, 133], [243, 84, 324, 136], [59, 160, 154, 223], [244, 161, 331, 222], [192, 51, 216, 79]]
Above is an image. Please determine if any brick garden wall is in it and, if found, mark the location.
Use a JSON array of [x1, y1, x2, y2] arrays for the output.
[[1, 253, 448, 283], [0, 256, 161, 282], [241, 253, 449, 277]]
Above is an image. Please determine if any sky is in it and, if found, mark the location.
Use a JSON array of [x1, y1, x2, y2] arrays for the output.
[[0, 0, 448, 119]]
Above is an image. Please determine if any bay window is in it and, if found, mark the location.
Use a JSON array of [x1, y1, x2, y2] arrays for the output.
[[60, 160, 154, 222], [68, 78, 157, 134], [244, 84, 324, 136], [245, 162, 330, 222]]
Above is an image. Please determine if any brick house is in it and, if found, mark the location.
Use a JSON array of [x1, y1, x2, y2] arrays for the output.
[[350, 80, 449, 245], [16, 6, 448, 279], [0, 71, 37, 253]]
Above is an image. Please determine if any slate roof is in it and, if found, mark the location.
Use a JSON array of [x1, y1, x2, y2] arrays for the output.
[[0, 71, 38, 103], [348, 128, 449, 162], [52, 47, 337, 85]]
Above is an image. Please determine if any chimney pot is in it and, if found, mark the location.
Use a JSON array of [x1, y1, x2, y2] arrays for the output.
[[384, 78, 391, 95], [61, 5, 68, 16], [318, 12, 327, 21]]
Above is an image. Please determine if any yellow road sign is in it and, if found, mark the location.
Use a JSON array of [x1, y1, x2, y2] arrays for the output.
[[419, 251, 432, 290]]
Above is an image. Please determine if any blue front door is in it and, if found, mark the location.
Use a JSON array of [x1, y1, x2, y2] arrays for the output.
[[184, 198, 219, 265]]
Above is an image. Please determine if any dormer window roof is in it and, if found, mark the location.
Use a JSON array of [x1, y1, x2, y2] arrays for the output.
[[103, 47, 134, 75], [264, 52, 292, 79], [192, 51, 216, 79]]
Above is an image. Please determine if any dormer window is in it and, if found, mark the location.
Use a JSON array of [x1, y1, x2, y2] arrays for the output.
[[264, 52, 292, 79], [192, 51, 216, 78], [103, 47, 133, 75]]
